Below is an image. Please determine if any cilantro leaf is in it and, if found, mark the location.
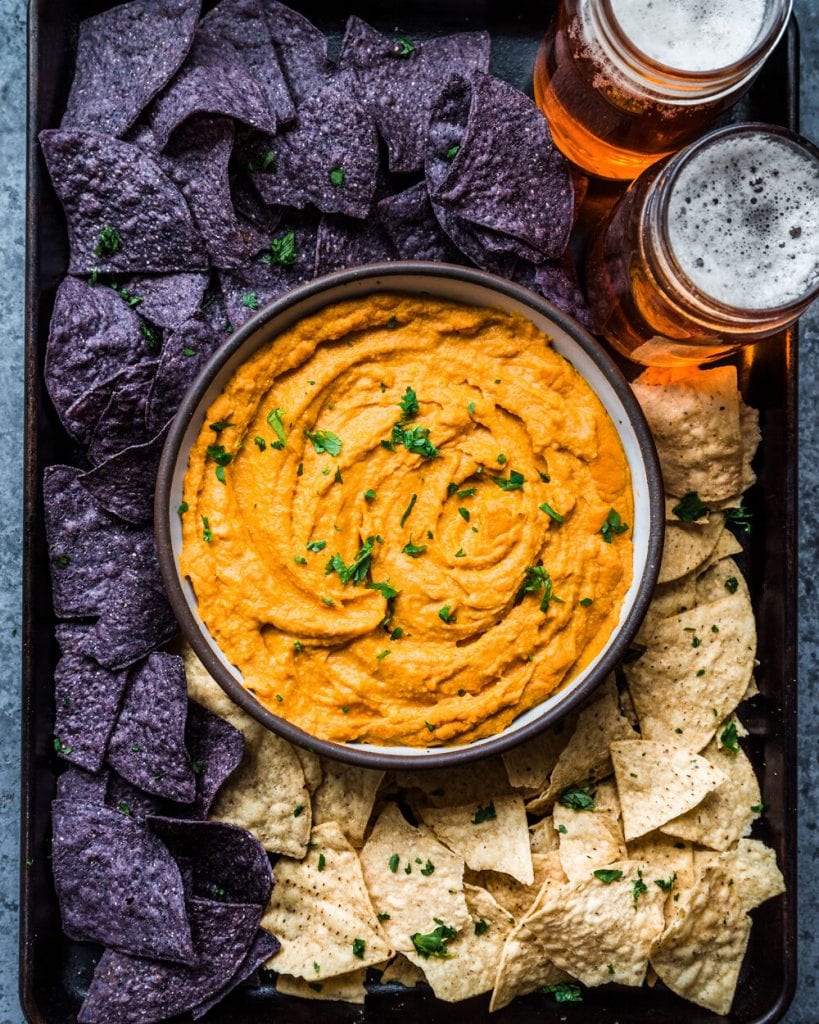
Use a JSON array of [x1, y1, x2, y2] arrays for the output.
[[267, 408, 287, 446], [305, 428, 342, 456], [325, 536, 376, 586], [402, 541, 427, 557], [471, 801, 496, 824], [391, 422, 439, 459], [600, 507, 629, 543], [672, 492, 710, 521], [411, 923, 457, 959], [593, 868, 623, 884], [263, 228, 296, 267], [632, 869, 648, 908], [241, 291, 260, 310], [399, 386, 419, 419], [557, 783, 595, 811], [95, 224, 121, 257], [400, 493, 417, 528], [720, 720, 740, 754], [438, 604, 456, 624], [367, 580, 400, 599], [724, 505, 752, 534], [542, 982, 583, 1003], [329, 166, 345, 187], [492, 469, 524, 491], [539, 501, 564, 523]]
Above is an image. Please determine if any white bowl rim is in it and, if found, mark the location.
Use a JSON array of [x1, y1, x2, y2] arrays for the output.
[[155, 261, 665, 770]]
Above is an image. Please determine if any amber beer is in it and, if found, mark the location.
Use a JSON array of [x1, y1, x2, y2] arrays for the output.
[[585, 124, 819, 366], [534, 0, 793, 180]]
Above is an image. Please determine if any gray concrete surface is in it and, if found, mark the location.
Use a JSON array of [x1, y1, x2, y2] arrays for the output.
[[0, 1, 816, 1019]]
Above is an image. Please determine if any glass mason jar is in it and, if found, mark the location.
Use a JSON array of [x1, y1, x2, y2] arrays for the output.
[[533, 0, 793, 180], [585, 123, 819, 367]]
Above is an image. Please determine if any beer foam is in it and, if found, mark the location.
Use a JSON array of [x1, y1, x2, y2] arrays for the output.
[[666, 132, 819, 311], [609, 0, 769, 73]]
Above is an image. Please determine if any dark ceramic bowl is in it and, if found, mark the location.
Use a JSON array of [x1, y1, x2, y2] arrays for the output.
[[155, 262, 664, 769]]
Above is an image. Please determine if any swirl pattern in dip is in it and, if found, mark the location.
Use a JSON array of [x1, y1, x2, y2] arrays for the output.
[[180, 294, 633, 746]]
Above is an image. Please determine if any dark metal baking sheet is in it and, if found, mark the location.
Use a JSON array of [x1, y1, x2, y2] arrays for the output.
[[21, 2, 800, 1022]]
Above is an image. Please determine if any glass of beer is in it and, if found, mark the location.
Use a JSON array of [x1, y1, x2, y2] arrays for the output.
[[585, 123, 819, 366], [534, 0, 793, 180]]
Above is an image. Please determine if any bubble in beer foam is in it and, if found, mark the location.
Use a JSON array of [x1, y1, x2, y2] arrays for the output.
[[609, 0, 769, 73], [666, 132, 819, 311]]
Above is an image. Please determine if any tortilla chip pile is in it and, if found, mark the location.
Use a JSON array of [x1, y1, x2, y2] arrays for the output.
[[181, 361, 782, 1017], [39, 0, 784, 1018]]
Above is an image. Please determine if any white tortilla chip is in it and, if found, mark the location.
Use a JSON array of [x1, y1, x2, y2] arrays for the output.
[[481, 851, 566, 921], [419, 794, 533, 884], [611, 740, 725, 842], [182, 641, 254, 731], [695, 556, 750, 605], [635, 573, 699, 644], [660, 724, 761, 851], [406, 885, 515, 1002], [210, 720, 310, 857], [553, 804, 626, 883], [632, 365, 743, 502], [311, 758, 384, 848], [529, 817, 559, 853], [526, 679, 635, 813], [650, 864, 751, 1016], [395, 757, 513, 807], [715, 838, 785, 914], [276, 969, 368, 1003], [261, 821, 392, 979], [488, 917, 570, 1012], [658, 518, 724, 584], [593, 777, 622, 819], [520, 859, 667, 987], [294, 747, 323, 794], [379, 954, 427, 988], [739, 400, 761, 494], [625, 592, 756, 750], [626, 832, 695, 892], [501, 719, 574, 790], [359, 803, 470, 954]]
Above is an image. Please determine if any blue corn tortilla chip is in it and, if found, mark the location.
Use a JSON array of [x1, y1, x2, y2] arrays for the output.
[[144, 290, 232, 433], [148, 818, 274, 906], [64, 362, 158, 447], [52, 799, 193, 963], [252, 72, 379, 219], [53, 625, 129, 773], [149, 29, 280, 150], [192, 928, 280, 1019], [43, 465, 159, 618], [186, 702, 244, 817], [515, 260, 595, 331], [40, 130, 207, 275], [426, 73, 574, 263], [339, 17, 491, 175], [219, 211, 318, 328], [314, 213, 395, 277], [78, 898, 262, 1024], [261, 1, 331, 104], [107, 772, 170, 821], [88, 376, 153, 466], [122, 272, 209, 329], [78, 422, 170, 526], [377, 182, 465, 263], [161, 117, 263, 268], [46, 277, 151, 441], [107, 653, 195, 803], [56, 767, 109, 805], [61, 0, 200, 138], [200, 0, 295, 126], [79, 564, 177, 670]]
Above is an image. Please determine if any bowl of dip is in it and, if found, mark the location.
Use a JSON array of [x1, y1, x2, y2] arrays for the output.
[[155, 262, 664, 768]]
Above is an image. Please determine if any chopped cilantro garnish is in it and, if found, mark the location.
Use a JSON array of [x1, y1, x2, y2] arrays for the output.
[[411, 923, 457, 959], [632, 869, 648, 908], [517, 565, 561, 612], [367, 580, 400, 599], [538, 469, 551, 482], [672, 492, 710, 521], [725, 576, 739, 594], [263, 228, 297, 267], [539, 502, 564, 523], [467, 400, 475, 416], [655, 872, 677, 893], [425, 720, 437, 733], [202, 516, 213, 543], [391, 422, 439, 459], [95, 224, 121, 257], [420, 860, 435, 876], [334, 466, 343, 484], [325, 536, 376, 586], [241, 291, 260, 310], [403, 540, 427, 557], [399, 386, 419, 419], [492, 469, 524, 491], [557, 823, 568, 834], [254, 436, 266, 451], [321, 596, 335, 607], [139, 320, 159, 351], [248, 149, 276, 173], [446, 144, 461, 161], [294, 556, 307, 565], [692, 636, 701, 648], [54, 554, 71, 569], [376, 649, 391, 661], [389, 853, 400, 872], [458, 507, 470, 522], [751, 803, 765, 814], [293, 805, 304, 817], [394, 36, 415, 57], [182, 346, 197, 357], [378, 912, 391, 921], [593, 869, 623, 884], [206, 444, 234, 468], [293, 641, 303, 652], [364, 489, 377, 502], [724, 505, 752, 533], [390, 626, 403, 640], [471, 801, 496, 824], [176, 501, 188, 517], [352, 938, 365, 959], [329, 166, 345, 187], [457, 487, 476, 498], [720, 720, 740, 754], [266, 408, 287, 446], [386, 316, 398, 329], [209, 420, 234, 433], [542, 982, 583, 1003], [455, 549, 466, 558], [307, 540, 326, 552], [438, 604, 456, 624], [400, 493, 417, 528], [558, 783, 595, 811], [305, 428, 342, 456], [215, 465, 226, 484], [600, 507, 629, 542], [474, 918, 489, 935], [579, 597, 593, 607]]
